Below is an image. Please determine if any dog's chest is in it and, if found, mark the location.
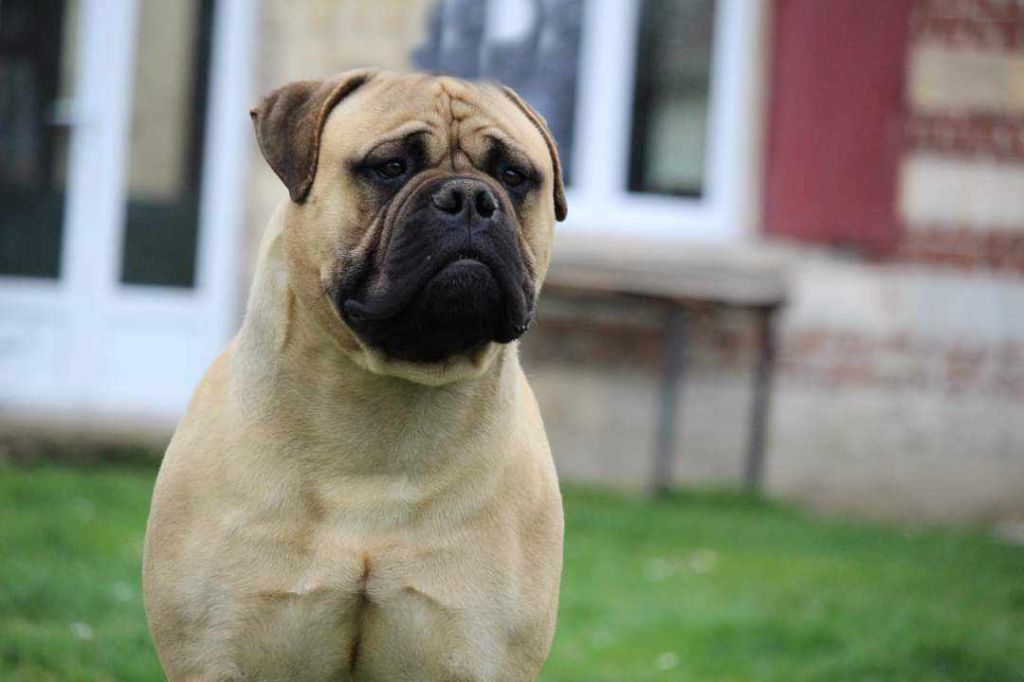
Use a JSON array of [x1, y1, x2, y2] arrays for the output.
[[206, 506, 520, 681]]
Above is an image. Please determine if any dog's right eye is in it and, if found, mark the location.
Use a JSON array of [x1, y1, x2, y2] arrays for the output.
[[375, 159, 407, 180]]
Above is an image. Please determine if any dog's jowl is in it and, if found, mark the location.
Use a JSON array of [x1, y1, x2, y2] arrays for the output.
[[142, 71, 566, 681]]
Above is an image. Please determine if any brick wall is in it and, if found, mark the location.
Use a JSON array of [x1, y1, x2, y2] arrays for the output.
[[896, 0, 1024, 269]]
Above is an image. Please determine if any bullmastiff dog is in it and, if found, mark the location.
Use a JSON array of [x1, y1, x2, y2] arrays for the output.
[[143, 70, 566, 681]]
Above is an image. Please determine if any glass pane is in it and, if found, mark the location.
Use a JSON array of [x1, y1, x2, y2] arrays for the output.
[[120, 0, 214, 288], [0, 0, 78, 278], [629, 0, 715, 197], [412, 0, 582, 183]]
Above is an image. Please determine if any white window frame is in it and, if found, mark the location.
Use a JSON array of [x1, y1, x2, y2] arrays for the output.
[[566, 0, 765, 242], [0, 0, 255, 421]]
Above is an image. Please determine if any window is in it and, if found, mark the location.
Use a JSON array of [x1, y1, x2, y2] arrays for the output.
[[629, 0, 715, 197], [119, 0, 214, 288], [0, 0, 77, 278]]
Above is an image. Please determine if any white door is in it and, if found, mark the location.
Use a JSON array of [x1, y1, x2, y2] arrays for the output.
[[0, 0, 254, 427]]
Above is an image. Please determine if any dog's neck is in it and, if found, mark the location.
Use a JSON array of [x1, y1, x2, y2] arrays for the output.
[[230, 209, 521, 476]]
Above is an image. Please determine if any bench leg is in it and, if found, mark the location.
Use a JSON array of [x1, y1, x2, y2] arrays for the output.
[[744, 306, 779, 491], [651, 306, 688, 495]]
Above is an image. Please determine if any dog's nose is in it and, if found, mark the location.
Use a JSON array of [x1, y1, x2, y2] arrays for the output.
[[431, 178, 499, 221]]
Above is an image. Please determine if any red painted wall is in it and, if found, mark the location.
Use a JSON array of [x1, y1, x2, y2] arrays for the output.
[[764, 0, 914, 253]]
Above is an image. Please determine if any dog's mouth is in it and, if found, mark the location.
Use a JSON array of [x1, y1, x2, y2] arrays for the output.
[[343, 254, 491, 321], [436, 256, 492, 280], [340, 248, 532, 364]]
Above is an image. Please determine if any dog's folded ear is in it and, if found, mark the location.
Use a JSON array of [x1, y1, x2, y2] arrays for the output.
[[498, 85, 567, 222], [250, 70, 376, 203]]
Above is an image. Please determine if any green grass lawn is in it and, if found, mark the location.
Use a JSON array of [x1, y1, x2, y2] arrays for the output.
[[1, 465, 1022, 681]]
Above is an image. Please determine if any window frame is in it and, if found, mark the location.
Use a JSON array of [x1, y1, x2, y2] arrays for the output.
[[566, 0, 765, 242], [0, 0, 255, 419]]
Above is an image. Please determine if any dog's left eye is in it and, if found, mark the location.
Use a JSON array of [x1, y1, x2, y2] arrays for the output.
[[501, 168, 526, 188], [376, 159, 407, 180]]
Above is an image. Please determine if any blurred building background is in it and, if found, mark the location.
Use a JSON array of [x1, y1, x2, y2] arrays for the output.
[[2, 0, 1023, 524]]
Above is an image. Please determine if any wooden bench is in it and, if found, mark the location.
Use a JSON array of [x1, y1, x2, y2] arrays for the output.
[[542, 252, 789, 494]]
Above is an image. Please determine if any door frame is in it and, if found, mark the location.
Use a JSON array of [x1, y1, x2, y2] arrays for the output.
[[0, 0, 256, 425]]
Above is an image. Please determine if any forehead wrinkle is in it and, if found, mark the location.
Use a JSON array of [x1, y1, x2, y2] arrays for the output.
[[353, 120, 437, 159], [436, 80, 460, 170], [434, 78, 496, 171], [480, 131, 535, 166], [458, 96, 550, 173], [423, 78, 541, 173], [479, 84, 551, 152]]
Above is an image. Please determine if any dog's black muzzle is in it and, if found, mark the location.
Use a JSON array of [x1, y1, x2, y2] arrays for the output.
[[340, 176, 534, 363]]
